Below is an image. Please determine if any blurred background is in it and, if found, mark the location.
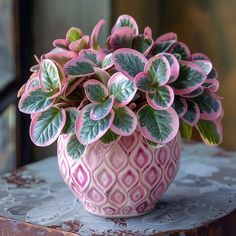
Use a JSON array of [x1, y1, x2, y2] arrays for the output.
[[0, 0, 235, 174]]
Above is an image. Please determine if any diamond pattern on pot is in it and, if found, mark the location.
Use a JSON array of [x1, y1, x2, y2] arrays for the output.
[[154, 145, 170, 167], [71, 162, 90, 191], [118, 131, 139, 154], [149, 180, 167, 201], [108, 184, 127, 207], [142, 164, 162, 188], [93, 166, 116, 191], [101, 205, 119, 216], [105, 144, 128, 173], [165, 161, 177, 181], [70, 182, 84, 200], [130, 141, 152, 170], [129, 185, 147, 205], [119, 166, 139, 192], [86, 187, 106, 205]]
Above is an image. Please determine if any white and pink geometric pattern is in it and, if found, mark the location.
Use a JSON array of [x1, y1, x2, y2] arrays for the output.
[[57, 130, 181, 217]]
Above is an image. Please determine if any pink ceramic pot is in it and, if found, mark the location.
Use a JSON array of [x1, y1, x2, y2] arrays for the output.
[[57, 131, 181, 218]]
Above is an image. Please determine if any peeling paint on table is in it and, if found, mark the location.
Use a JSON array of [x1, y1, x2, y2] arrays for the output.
[[0, 142, 236, 235]]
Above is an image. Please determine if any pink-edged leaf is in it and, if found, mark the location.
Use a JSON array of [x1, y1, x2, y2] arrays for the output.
[[62, 108, 79, 134], [79, 49, 106, 67], [152, 32, 177, 55], [25, 76, 40, 91], [194, 89, 222, 120], [196, 119, 223, 146], [132, 34, 154, 56], [145, 55, 171, 85], [112, 14, 139, 35], [30, 64, 40, 72], [137, 105, 179, 144], [182, 87, 204, 98], [69, 35, 89, 52], [168, 42, 191, 60], [83, 79, 108, 103], [108, 26, 134, 50], [108, 72, 137, 107], [158, 53, 180, 83], [66, 134, 86, 160], [100, 129, 120, 145], [134, 72, 157, 93], [112, 48, 147, 80], [94, 67, 110, 85], [203, 79, 219, 92], [39, 59, 61, 92], [171, 96, 188, 117], [191, 53, 210, 61], [18, 86, 54, 114], [90, 19, 106, 49], [66, 27, 83, 43], [45, 49, 77, 65], [193, 60, 213, 75], [30, 106, 66, 147], [181, 100, 200, 126], [110, 106, 137, 136], [75, 104, 114, 145], [102, 53, 113, 70], [64, 56, 95, 77], [53, 39, 69, 49], [171, 61, 207, 94], [90, 95, 114, 120], [207, 67, 218, 80], [146, 85, 174, 110], [144, 26, 152, 38]]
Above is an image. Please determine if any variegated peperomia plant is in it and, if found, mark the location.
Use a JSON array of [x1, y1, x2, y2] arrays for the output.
[[18, 15, 223, 159]]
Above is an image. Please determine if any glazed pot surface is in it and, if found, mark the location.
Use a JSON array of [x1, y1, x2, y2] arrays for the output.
[[57, 131, 181, 217]]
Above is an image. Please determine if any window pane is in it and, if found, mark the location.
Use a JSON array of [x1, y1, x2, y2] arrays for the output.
[[0, 105, 16, 174], [0, 0, 15, 89]]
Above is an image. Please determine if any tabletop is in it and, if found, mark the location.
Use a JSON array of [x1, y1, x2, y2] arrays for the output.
[[0, 142, 236, 236]]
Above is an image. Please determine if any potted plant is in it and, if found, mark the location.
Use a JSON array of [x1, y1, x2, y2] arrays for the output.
[[18, 15, 223, 217]]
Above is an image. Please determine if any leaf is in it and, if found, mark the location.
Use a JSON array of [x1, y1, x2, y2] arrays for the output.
[[181, 100, 200, 126], [112, 48, 147, 80], [146, 85, 174, 110], [193, 60, 213, 75], [171, 96, 188, 117], [94, 67, 110, 85], [145, 139, 162, 149], [144, 26, 152, 38], [53, 39, 69, 49], [110, 106, 137, 136], [100, 129, 119, 144], [30, 106, 66, 146], [79, 49, 105, 67], [90, 96, 114, 120], [207, 67, 218, 80], [137, 105, 179, 144], [196, 119, 223, 146], [18, 87, 54, 114], [108, 72, 137, 107], [168, 42, 191, 60], [39, 59, 61, 92], [191, 53, 210, 61], [30, 64, 40, 72], [83, 79, 108, 103], [64, 57, 95, 77], [66, 27, 83, 43], [171, 61, 206, 94], [145, 55, 171, 85], [158, 53, 180, 83], [67, 134, 86, 160], [181, 121, 193, 141], [134, 72, 157, 93], [75, 104, 114, 145], [203, 79, 219, 92], [112, 14, 139, 35], [151, 32, 177, 55], [194, 89, 222, 120], [108, 26, 134, 50], [69, 35, 89, 52], [62, 108, 79, 134], [90, 19, 105, 49], [182, 87, 204, 98], [132, 34, 153, 55], [102, 53, 113, 70]]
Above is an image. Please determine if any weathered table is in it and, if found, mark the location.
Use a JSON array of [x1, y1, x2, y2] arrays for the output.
[[0, 142, 236, 236]]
